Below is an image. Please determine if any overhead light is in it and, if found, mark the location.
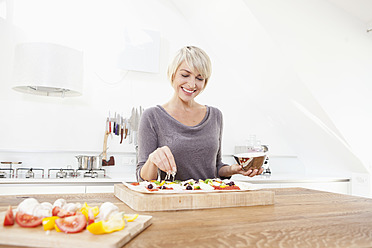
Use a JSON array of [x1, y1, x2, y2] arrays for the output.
[[12, 42, 83, 97]]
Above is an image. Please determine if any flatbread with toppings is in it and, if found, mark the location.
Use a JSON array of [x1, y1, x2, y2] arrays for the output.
[[124, 178, 257, 194]]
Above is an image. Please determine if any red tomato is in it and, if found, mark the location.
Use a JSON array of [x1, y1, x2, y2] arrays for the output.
[[52, 206, 60, 216], [55, 213, 87, 233], [15, 212, 43, 228], [130, 182, 140, 186], [3, 205, 14, 226], [52, 206, 75, 218]]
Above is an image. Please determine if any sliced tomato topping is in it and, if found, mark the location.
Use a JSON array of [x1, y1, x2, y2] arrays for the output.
[[55, 213, 87, 233], [52, 206, 76, 218], [130, 182, 140, 186], [212, 185, 241, 190], [3, 205, 14, 226], [157, 186, 173, 190], [15, 212, 43, 228]]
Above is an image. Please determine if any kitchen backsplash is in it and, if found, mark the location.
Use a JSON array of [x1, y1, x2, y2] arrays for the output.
[[0, 150, 305, 179]]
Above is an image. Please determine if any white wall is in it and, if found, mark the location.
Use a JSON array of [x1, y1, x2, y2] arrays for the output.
[[1, 0, 371, 181], [244, 0, 372, 174]]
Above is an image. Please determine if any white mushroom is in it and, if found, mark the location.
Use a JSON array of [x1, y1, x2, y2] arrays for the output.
[[53, 199, 66, 208], [17, 198, 40, 215], [96, 202, 119, 221], [63, 202, 82, 212]]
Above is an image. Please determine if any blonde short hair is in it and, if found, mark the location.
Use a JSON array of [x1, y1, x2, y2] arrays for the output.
[[167, 46, 212, 88]]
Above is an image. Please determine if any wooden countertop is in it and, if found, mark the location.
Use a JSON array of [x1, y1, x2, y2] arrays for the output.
[[1, 187, 372, 247]]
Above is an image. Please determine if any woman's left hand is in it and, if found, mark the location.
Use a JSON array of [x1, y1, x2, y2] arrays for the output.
[[230, 164, 264, 177]]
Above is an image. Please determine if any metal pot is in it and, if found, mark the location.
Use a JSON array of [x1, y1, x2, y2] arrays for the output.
[[75, 155, 102, 170]]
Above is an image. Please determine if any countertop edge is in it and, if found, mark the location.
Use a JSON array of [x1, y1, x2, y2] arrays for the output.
[[0, 174, 351, 185]]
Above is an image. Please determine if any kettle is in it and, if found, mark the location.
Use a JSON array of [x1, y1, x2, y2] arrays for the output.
[[56, 169, 67, 178], [26, 168, 34, 178]]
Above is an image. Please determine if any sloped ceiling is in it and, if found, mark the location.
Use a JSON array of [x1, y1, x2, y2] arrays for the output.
[[170, 0, 370, 175], [327, 0, 372, 24]]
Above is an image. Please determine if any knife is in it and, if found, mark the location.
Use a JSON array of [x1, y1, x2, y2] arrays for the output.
[[134, 108, 141, 145], [120, 116, 124, 144], [134, 108, 139, 131], [124, 118, 128, 139], [106, 117, 109, 133], [108, 111, 112, 133], [118, 115, 121, 137], [113, 112, 117, 135]]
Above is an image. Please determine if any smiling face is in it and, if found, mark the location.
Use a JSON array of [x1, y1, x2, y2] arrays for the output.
[[172, 61, 206, 103]]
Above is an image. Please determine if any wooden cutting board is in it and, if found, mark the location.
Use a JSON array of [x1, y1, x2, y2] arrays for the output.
[[114, 183, 274, 211], [0, 213, 152, 248]]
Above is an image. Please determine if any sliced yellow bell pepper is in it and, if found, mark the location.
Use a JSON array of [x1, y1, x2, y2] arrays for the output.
[[123, 214, 139, 222], [42, 216, 59, 231], [87, 212, 125, 235], [80, 202, 99, 220], [54, 223, 62, 232]]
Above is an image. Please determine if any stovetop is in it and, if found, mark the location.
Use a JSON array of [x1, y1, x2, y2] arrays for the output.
[[48, 168, 107, 179], [0, 167, 108, 179]]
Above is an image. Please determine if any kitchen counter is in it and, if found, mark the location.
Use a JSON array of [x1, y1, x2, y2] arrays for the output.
[[0, 174, 351, 195], [1, 187, 372, 247], [232, 173, 350, 183], [0, 173, 349, 184], [0, 177, 125, 185]]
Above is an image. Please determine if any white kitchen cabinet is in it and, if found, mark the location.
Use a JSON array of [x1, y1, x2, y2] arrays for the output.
[[0, 185, 86, 195], [0, 185, 117, 195], [284, 182, 350, 194], [0, 178, 122, 195], [256, 182, 350, 195], [232, 174, 351, 195], [85, 185, 114, 193]]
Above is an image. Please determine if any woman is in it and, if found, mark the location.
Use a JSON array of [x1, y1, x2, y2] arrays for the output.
[[136, 46, 263, 181]]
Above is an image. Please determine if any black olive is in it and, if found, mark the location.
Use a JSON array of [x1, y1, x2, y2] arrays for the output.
[[160, 185, 166, 189], [186, 185, 193, 190], [228, 181, 235, 186], [147, 184, 153, 189]]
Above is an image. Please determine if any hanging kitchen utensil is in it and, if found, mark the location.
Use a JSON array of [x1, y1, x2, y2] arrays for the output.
[[108, 111, 112, 133], [116, 114, 120, 136], [133, 108, 140, 146], [124, 118, 128, 139], [120, 116, 124, 144], [113, 112, 116, 135], [128, 108, 135, 144], [118, 114, 122, 138]]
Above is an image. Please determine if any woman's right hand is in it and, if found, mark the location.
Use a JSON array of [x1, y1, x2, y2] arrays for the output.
[[148, 146, 177, 173]]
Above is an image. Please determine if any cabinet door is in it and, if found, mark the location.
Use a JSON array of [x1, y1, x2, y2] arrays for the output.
[[280, 182, 350, 195], [85, 186, 114, 193], [0, 185, 86, 195], [254, 184, 282, 189]]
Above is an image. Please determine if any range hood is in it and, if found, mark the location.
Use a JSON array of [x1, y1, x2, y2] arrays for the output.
[[12, 42, 84, 97]]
